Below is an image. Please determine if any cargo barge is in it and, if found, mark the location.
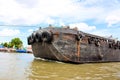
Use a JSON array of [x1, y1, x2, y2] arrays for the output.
[[27, 25, 120, 63]]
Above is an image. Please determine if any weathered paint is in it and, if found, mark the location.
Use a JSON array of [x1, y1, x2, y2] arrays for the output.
[[29, 27, 120, 63]]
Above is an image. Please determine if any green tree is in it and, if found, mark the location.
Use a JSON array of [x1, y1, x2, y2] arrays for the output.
[[3, 42, 8, 47], [11, 38, 23, 49], [8, 42, 14, 48]]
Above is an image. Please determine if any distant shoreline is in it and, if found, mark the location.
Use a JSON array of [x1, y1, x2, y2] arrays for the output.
[[0, 48, 32, 53]]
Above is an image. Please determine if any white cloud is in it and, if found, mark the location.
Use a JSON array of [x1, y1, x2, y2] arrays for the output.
[[105, 10, 120, 27], [91, 29, 111, 37], [0, 0, 78, 25], [0, 0, 120, 27], [15, 0, 39, 8], [0, 0, 120, 46], [0, 0, 44, 25], [69, 23, 96, 31], [0, 28, 20, 36], [28, 29, 33, 33], [45, 17, 55, 24], [91, 28, 120, 40]]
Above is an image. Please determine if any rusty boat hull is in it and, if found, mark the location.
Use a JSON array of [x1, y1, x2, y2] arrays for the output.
[[28, 27, 120, 63]]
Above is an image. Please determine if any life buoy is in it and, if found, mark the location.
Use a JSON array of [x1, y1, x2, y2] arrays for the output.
[[41, 31, 53, 43]]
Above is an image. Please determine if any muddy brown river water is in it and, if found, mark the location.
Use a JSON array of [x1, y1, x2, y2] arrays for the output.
[[0, 52, 120, 80]]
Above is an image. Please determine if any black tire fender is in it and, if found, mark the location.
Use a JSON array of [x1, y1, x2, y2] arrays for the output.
[[41, 31, 53, 43], [27, 34, 35, 45], [88, 37, 92, 44]]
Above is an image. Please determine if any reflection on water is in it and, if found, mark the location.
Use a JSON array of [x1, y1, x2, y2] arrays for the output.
[[0, 52, 120, 80]]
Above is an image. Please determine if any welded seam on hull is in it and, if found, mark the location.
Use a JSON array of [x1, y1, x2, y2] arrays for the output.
[[48, 46, 61, 61], [52, 43, 71, 61]]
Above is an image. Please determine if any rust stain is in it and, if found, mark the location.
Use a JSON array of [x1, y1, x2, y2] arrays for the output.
[[77, 40, 80, 61]]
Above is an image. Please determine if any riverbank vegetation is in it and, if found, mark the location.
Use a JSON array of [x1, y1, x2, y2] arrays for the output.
[[1, 38, 23, 49], [0, 38, 32, 53]]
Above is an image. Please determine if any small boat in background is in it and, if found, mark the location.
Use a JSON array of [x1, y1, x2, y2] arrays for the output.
[[16, 49, 27, 53]]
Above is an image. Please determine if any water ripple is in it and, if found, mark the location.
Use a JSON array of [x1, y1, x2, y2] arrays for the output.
[[0, 53, 120, 80]]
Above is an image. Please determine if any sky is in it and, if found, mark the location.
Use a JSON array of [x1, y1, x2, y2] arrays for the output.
[[0, 0, 120, 47]]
